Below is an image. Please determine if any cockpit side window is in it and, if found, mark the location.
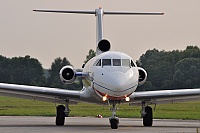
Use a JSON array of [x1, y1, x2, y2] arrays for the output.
[[96, 59, 101, 66], [102, 59, 111, 66], [131, 60, 135, 67], [113, 59, 121, 66], [122, 59, 130, 67]]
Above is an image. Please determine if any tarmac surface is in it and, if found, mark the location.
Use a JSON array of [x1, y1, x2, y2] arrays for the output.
[[0, 116, 199, 133]]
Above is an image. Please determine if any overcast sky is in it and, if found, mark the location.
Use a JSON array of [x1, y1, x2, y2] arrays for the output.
[[0, 0, 199, 68]]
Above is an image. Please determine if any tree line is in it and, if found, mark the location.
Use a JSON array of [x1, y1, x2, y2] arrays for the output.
[[0, 55, 82, 90], [0, 46, 200, 91], [137, 46, 200, 91]]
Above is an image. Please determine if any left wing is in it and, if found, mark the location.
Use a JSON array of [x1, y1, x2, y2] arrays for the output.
[[129, 88, 200, 105], [0, 83, 81, 104]]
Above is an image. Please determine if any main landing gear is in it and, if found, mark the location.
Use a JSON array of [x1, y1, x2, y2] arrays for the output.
[[109, 100, 120, 129], [140, 101, 153, 126], [56, 101, 70, 126], [109, 100, 153, 129]]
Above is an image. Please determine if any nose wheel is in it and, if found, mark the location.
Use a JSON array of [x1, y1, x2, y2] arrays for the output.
[[109, 100, 120, 129], [109, 117, 119, 129]]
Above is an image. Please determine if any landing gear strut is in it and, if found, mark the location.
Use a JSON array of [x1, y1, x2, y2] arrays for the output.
[[141, 101, 153, 126], [109, 100, 119, 129], [55, 101, 70, 126]]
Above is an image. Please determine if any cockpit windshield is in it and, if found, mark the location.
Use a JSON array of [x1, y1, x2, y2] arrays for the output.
[[95, 59, 135, 67], [102, 59, 111, 66], [122, 59, 130, 67], [113, 59, 121, 66]]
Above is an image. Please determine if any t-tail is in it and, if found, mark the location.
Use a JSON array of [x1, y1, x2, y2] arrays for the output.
[[33, 7, 164, 55]]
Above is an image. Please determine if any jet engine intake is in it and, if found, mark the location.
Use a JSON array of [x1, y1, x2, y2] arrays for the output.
[[59, 66, 76, 84], [138, 67, 147, 86], [98, 39, 111, 52]]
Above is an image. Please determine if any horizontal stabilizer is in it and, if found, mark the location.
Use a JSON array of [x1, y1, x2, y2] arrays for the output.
[[104, 11, 164, 15], [33, 8, 164, 55], [33, 10, 95, 14], [33, 9, 164, 15]]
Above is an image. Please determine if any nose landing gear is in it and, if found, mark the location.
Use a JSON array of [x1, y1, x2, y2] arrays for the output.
[[109, 100, 120, 129]]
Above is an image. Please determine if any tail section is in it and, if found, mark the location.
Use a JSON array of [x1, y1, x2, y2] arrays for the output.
[[33, 9, 96, 14], [33, 8, 163, 55]]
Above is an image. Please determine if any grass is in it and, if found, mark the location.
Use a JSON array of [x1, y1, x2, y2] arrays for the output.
[[0, 96, 199, 120]]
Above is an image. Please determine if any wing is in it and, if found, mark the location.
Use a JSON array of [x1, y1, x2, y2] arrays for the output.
[[129, 88, 200, 105], [0, 83, 81, 104]]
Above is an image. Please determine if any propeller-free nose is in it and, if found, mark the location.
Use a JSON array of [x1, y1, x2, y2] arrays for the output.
[[94, 70, 135, 98], [108, 72, 131, 92]]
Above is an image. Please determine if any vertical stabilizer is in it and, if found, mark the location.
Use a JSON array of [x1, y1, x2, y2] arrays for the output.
[[95, 8, 104, 46], [95, 8, 112, 55], [33, 8, 164, 56]]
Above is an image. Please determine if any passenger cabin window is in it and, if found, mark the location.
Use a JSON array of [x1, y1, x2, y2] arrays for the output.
[[122, 59, 130, 67], [102, 59, 111, 66], [113, 59, 121, 66]]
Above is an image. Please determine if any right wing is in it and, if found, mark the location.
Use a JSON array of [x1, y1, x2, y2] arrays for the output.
[[129, 88, 200, 105], [0, 83, 81, 104]]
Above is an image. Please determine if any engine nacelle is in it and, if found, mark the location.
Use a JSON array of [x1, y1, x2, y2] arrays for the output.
[[138, 67, 147, 86], [97, 39, 111, 52], [59, 66, 76, 84]]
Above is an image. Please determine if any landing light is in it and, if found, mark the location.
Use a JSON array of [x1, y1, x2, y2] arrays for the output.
[[125, 97, 130, 102], [103, 95, 107, 101]]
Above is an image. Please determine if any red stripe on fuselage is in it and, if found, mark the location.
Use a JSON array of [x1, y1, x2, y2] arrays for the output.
[[93, 87, 132, 100]]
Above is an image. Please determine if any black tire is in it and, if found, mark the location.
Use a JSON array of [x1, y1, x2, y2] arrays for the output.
[[110, 119, 119, 129], [56, 105, 65, 126], [143, 106, 153, 126]]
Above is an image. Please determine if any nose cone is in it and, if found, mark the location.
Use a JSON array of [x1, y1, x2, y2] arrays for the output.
[[108, 72, 132, 91], [94, 69, 137, 98]]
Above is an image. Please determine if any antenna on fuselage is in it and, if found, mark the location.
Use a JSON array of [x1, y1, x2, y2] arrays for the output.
[[33, 7, 164, 55]]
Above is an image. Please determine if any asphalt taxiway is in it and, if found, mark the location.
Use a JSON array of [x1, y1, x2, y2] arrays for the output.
[[0, 116, 199, 133]]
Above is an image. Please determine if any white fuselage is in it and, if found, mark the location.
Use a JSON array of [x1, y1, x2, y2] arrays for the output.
[[82, 51, 139, 102]]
